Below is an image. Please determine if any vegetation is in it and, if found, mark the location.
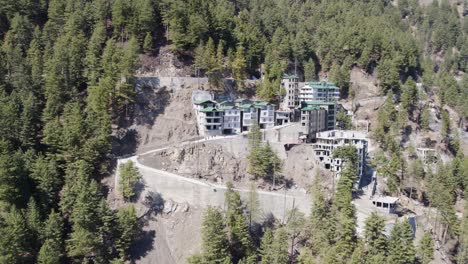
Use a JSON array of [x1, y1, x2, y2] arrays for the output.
[[247, 122, 282, 184], [118, 160, 141, 200]]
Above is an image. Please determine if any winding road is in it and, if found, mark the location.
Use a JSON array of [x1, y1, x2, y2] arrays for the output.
[[116, 134, 311, 218]]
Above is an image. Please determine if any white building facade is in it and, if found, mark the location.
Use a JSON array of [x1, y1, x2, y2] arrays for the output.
[[299, 81, 340, 102]]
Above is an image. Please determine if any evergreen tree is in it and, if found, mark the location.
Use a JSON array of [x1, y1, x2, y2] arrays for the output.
[[417, 232, 434, 264], [38, 239, 62, 264], [118, 160, 141, 200], [199, 207, 230, 263], [232, 45, 246, 91], [420, 106, 430, 131], [363, 212, 387, 255], [260, 228, 274, 264], [116, 205, 138, 260], [143, 32, 154, 53], [387, 220, 415, 264]]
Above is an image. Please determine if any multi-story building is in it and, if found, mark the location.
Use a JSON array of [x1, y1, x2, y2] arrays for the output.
[[281, 74, 300, 109], [300, 105, 327, 142], [312, 130, 368, 185], [301, 101, 336, 130], [198, 106, 224, 136], [255, 101, 275, 129], [299, 81, 340, 102], [275, 110, 292, 126], [239, 103, 259, 132], [221, 106, 242, 134]]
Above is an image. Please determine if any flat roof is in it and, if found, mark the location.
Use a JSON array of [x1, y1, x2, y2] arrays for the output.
[[301, 106, 321, 111], [373, 196, 399, 204], [316, 130, 368, 140], [305, 81, 338, 89], [303, 100, 336, 105]]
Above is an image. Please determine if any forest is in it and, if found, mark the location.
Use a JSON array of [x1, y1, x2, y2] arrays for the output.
[[0, 0, 466, 263]]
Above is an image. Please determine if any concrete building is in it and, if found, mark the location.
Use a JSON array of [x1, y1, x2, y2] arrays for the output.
[[372, 196, 398, 214], [239, 103, 259, 132], [255, 101, 275, 129], [312, 130, 368, 184], [299, 81, 340, 102], [275, 110, 292, 126], [301, 101, 337, 130], [416, 147, 437, 164], [300, 105, 327, 142], [221, 106, 241, 134], [198, 106, 224, 136], [281, 74, 300, 109]]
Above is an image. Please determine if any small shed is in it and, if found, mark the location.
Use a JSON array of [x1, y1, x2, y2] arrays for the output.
[[372, 196, 398, 214]]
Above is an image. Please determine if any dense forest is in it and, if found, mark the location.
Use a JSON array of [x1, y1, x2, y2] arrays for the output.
[[0, 0, 466, 263]]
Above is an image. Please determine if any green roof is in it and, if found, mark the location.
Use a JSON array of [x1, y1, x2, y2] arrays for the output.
[[235, 98, 249, 103], [301, 106, 320, 111], [194, 99, 216, 105], [239, 104, 253, 109], [199, 107, 223, 112], [307, 81, 338, 89], [253, 101, 269, 107], [303, 100, 336, 105], [220, 106, 234, 110], [283, 74, 298, 79]]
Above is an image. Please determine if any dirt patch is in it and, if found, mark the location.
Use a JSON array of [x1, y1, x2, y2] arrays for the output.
[[138, 138, 335, 191]]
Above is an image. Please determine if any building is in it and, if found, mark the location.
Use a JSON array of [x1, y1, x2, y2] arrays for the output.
[[281, 74, 300, 109], [221, 106, 241, 134], [312, 130, 368, 184], [372, 196, 398, 214], [198, 106, 224, 136], [300, 105, 327, 141], [301, 101, 337, 130], [239, 103, 258, 132], [255, 101, 275, 129], [299, 81, 340, 102], [416, 147, 437, 164], [275, 110, 292, 126]]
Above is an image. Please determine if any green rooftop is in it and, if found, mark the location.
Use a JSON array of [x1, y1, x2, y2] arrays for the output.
[[199, 107, 223, 112], [301, 106, 320, 111], [253, 101, 269, 107], [283, 74, 298, 79], [239, 104, 253, 109], [307, 81, 338, 89], [235, 98, 249, 103], [220, 106, 234, 110], [303, 100, 336, 105]]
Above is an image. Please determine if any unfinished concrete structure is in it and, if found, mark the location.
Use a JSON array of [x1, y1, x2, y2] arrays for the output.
[[372, 196, 398, 214], [312, 130, 368, 182], [281, 74, 300, 109], [416, 147, 437, 164]]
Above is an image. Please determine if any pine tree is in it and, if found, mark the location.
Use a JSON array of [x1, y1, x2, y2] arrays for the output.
[[38, 239, 62, 264], [260, 228, 274, 264], [420, 106, 430, 131], [0, 207, 33, 263], [232, 45, 246, 91], [418, 232, 434, 264], [309, 171, 333, 254], [116, 205, 138, 260], [271, 228, 289, 264], [225, 184, 253, 261], [199, 207, 230, 263], [143, 32, 154, 53], [31, 155, 61, 210], [363, 212, 387, 255], [387, 220, 415, 264], [118, 160, 141, 200]]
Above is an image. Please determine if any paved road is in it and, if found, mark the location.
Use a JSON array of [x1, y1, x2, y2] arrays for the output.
[[116, 134, 311, 218]]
